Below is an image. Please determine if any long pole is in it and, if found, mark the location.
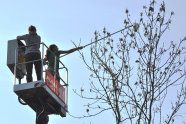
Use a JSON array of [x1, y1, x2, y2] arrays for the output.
[[83, 25, 132, 48], [60, 25, 133, 58]]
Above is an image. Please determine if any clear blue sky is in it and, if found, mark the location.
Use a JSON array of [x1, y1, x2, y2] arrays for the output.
[[0, 0, 186, 124]]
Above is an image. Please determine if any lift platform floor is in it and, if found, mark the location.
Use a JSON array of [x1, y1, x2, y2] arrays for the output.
[[14, 80, 67, 117]]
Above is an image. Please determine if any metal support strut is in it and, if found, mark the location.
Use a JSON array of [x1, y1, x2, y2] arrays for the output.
[[36, 99, 49, 124]]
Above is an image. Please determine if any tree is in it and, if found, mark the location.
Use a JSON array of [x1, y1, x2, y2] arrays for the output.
[[74, 0, 186, 123]]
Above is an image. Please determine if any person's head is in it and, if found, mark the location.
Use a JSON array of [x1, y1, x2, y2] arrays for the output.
[[45, 44, 58, 60], [28, 25, 36, 33], [49, 44, 58, 51]]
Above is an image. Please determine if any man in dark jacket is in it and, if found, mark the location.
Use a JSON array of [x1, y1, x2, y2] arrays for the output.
[[17, 25, 41, 82]]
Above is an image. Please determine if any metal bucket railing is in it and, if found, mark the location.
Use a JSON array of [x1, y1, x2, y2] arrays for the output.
[[14, 42, 68, 105]]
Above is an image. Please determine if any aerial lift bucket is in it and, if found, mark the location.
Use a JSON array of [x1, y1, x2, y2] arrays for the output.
[[7, 40, 68, 117]]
